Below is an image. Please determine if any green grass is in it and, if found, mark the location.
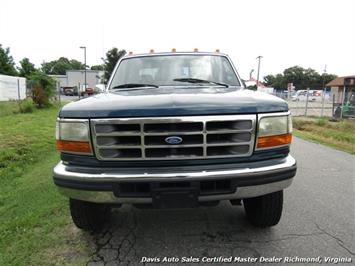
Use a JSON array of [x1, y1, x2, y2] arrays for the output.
[[293, 117, 355, 154], [0, 105, 91, 265], [0, 101, 22, 117], [0, 99, 38, 117]]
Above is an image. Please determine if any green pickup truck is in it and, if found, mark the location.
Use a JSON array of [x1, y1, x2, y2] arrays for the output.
[[53, 51, 297, 231]]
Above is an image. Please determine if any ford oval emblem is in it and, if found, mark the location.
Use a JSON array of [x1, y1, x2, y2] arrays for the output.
[[165, 136, 183, 145]]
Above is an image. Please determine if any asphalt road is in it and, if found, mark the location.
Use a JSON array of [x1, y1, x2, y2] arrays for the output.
[[85, 137, 354, 266], [59, 95, 81, 102]]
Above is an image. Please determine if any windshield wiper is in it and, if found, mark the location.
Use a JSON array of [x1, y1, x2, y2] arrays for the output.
[[111, 83, 159, 90], [173, 78, 229, 88]]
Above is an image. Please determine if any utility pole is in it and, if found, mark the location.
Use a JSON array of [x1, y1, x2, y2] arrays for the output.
[[256, 56, 263, 89], [80, 46, 87, 97], [305, 88, 310, 117]]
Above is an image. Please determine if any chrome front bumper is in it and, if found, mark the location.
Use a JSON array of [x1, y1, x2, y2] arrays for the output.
[[53, 155, 296, 204]]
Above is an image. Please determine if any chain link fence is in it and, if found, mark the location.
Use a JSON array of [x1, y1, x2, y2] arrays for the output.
[[287, 97, 334, 117], [270, 90, 354, 118]]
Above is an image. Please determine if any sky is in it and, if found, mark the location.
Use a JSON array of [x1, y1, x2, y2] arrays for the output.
[[1, 0, 354, 80]]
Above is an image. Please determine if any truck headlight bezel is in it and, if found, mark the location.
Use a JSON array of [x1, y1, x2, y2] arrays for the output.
[[56, 119, 93, 155], [256, 112, 292, 150]]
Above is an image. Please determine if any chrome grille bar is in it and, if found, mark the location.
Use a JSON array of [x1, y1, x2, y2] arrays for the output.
[[91, 115, 256, 161]]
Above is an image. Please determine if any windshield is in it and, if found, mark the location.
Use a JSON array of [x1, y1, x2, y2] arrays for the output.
[[109, 55, 240, 89]]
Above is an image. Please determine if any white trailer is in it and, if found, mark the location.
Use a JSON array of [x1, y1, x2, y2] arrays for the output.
[[0, 74, 26, 101]]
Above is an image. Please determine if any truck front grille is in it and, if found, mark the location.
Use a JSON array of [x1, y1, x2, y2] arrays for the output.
[[91, 115, 256, 161]]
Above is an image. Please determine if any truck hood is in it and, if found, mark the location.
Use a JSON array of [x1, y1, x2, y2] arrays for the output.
[[59, 87, 288, 118]]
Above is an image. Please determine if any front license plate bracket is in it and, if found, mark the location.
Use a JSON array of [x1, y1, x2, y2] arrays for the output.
[[152, 189, 199, 209]]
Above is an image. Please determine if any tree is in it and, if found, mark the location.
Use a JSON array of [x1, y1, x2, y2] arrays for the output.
[[70, 59, 85, 70], [264, 74, 286, 89], [322, 73, 337, 87], [0, 44, 18, 76], [41, 57, 85, 75], [283, 66, 308, 89], [263, 66, 337, 90], [303, 68, 320, 89], [18, 57, 37, 78], [91, 64, 104, 71], [103, 48, 126, 83]]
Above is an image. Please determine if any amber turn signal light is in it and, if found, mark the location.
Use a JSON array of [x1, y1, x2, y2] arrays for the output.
[[56, 140, 92, 154], [257, 133, 292, 149]]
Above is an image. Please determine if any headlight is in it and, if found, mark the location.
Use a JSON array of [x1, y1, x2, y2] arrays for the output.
[[56, 119, 92, 154], [256, 114, 292, 150]]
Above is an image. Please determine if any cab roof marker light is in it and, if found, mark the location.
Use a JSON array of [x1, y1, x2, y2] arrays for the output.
[[150, 49, 154, 53], [172, 48, 176, 52], [216, 49, 220, 52], [128, 51, 133, 55], [194, 48, 198, 52]]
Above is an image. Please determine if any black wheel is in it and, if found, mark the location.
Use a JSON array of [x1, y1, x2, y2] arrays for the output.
[[243, 191, 283, 228], [69, 198, 111, 231]]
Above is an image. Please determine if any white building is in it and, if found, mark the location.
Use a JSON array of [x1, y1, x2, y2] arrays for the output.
[[49, 75, 67, 89], [50, 70, 104, 92], [0, 74, 26, 101]]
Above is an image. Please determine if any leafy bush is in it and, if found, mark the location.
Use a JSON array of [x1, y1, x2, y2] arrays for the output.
[[28, 72, 56, 107], [20, 98, 35, 113], [315, 117, 328, 126], [31, 84, 48, 107]]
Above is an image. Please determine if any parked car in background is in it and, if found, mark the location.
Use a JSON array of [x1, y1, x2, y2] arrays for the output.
[[291, 90, 317, 101], [85, 88, 94, 96], [312, 90, 322, 97], [63, 88, 74, 96]]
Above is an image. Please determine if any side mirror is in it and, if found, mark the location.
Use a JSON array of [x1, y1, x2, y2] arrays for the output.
[[241, 79, 247, 88]]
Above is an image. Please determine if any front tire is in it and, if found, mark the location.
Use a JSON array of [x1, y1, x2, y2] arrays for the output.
[[243, 191, 283, 228], [69, 198, 110, 231]]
